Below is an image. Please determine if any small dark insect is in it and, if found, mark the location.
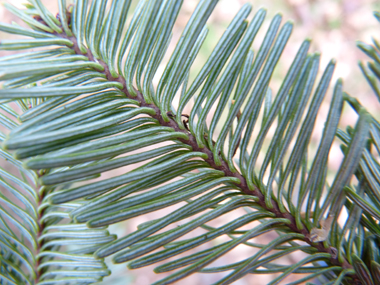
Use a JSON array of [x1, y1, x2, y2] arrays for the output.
[[181, 114, 190, 131], [167, 112, 190, 132]]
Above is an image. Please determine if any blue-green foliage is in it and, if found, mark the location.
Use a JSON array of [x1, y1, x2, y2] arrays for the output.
[[0, 0, 378, 284]]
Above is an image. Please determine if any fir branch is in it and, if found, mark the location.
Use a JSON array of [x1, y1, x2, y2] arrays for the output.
[[2, 1, 376, 283], [41, 9, 361, 283]]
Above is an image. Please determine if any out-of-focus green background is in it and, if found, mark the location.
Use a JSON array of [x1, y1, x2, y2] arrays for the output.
[[1, 0, 380, 284]]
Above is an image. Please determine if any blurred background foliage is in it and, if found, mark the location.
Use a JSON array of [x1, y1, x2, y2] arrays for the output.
[[1, 0, 380, 284]]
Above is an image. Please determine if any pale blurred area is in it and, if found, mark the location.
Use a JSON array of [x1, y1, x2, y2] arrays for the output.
[[1, 0, 380, 284]]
